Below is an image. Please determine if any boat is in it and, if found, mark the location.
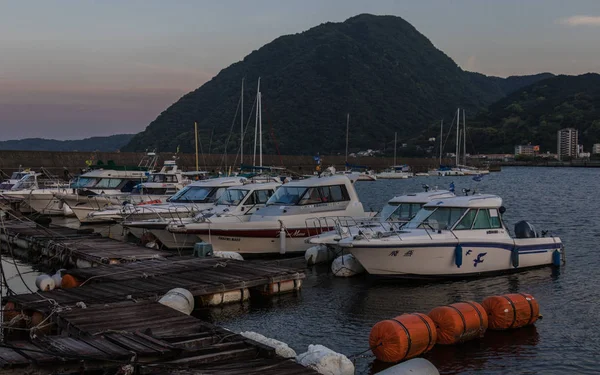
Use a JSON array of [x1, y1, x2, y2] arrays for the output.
[[377, 165, 413, 179], [57, 153, 159, 222], [341, 194, 564, 278], [168, 174, 373, 255], [0, 170, 32, 191], [307, 188, 455, 249], [148, 181, 282, 249], [1, 171, 71, 215], [377, 133, 413, 179], [86, 176, 246, 224]]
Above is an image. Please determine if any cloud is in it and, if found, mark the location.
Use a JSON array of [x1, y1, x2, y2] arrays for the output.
[[465, 55, 476, 71], [558, 15, 600, 27]]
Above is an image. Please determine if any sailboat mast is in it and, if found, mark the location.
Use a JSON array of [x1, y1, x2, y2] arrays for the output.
[[393, 132, 397, 166], [253, 78, 260, 166], [439, 120, 443, 166], [345, 113, 349, 163], [463, 109, 467, 165], [241, 78, 244, 165], [194, 122, 199, 172], [455, 108, 460, 166], [259, 91, 263, 167]]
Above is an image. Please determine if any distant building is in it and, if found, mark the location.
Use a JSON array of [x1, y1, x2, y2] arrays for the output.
[[514, 144, 539, 156], [557, 128, 579, 161], [593, 144, 600, 154]]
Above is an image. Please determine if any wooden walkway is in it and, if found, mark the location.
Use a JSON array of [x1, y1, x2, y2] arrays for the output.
[[6, 256, 305, 312], [1, 301, 317, 375], [0, 221, 172, 267]]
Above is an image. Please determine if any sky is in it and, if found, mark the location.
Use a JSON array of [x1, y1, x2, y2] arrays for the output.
[[1, 0, 600, 140]]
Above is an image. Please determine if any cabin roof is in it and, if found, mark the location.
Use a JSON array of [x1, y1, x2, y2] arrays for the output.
[[188, 177, 246, 187], [388, 190, 455, 204], [423, 194, 502, 208], [283, 175, 355, 187]]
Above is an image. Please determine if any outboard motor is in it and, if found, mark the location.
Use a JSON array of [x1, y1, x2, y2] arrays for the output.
[[514, 221, 537, 238]]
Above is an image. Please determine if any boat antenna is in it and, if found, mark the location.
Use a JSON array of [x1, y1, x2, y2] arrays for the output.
[[463, 109, 467, 166], [456, 108, 460, 166]]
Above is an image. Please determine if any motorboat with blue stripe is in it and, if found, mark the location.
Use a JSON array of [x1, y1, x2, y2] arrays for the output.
[[340, 194, 564, 278]]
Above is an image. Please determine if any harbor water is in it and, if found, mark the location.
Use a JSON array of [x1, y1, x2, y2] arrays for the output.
[[2, 167, 596, 374]]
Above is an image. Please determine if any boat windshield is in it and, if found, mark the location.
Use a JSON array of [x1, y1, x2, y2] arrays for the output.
[[378, 203, 423, 222], [404, 207, 467, 230], [169, 186, 214, 203], [70, 177, 98, 188], [217, 189, 249, 206], [149, 174, 177, 183], [11, 174, 37, 190], [267, 186, 308, 205]]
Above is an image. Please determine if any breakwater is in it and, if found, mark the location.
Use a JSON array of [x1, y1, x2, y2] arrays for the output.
[[0, 150, 447, 174]]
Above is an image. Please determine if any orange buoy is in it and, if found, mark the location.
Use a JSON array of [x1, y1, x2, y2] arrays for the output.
[[60, 274, 82, 289], [428, 301, 488, 345], [369, 313, 437, 363], [482, 293, 540, 330]]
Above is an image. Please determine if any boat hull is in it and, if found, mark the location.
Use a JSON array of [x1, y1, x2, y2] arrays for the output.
[[349, 238, 562, 278]]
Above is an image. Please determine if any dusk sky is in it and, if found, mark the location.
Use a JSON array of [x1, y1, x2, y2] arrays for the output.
[[1, 0, 600, 140]]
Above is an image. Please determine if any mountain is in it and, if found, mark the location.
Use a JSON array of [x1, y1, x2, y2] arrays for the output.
[[123, 14, 553, 155], [0, 134, 135, 152], [466, 73, 600, 154]]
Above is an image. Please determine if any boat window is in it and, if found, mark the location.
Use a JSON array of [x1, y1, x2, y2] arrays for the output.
[[473, 209, 495, 229], [150, 174, 165, 183], [96, 178, 123, 189], [255, 189, 274, 204], [267, 187, 308, 205], [489, 209, 502, 228], [405, 207, 466, 230], [169, 186, 213, 202], [404, 207, 435, 229], [454, 209, 477, 230], [209, 187, 228, 202], [321, 185, 350, 202], [0, 182, 13, 190], [120, 180, 138, 193], [217, 189, 249, 206], [299, 187, 323, 205], [377, 203, 399, 220], [70, 177, 98, 188], [12, 174, 37, 190]]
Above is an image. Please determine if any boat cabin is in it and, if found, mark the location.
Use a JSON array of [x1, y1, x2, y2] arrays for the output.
[[377, 190, 455, 222], [194, 182, 280, 220], [166, 177, 246, 204], [70, 169, 148, 193], [403, 194, 505, 232]]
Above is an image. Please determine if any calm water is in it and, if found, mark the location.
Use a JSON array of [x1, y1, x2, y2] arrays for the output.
[[3, 167, 598, 374], [209, 167, 599, 374]]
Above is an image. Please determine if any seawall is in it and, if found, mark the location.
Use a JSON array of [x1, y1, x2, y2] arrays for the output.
[[0, 150, 446, 175]]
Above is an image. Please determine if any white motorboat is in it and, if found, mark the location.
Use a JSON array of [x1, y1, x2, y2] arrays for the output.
[[307, 189, 455, 248], [129, 158, 193, 199], [1, 172, 70, 215], [148, 181, 282, 249], [86, 177, 246, 224], [168, 174, 372, 255], [0, 170, 32, 191], [342, 194, 564, 278], [376, 165, 414, 179]]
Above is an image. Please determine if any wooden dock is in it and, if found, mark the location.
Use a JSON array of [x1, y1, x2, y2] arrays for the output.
[[1, 301, 317, 375], [6, 256, 305, 313], [0, 220, 172, 267]]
